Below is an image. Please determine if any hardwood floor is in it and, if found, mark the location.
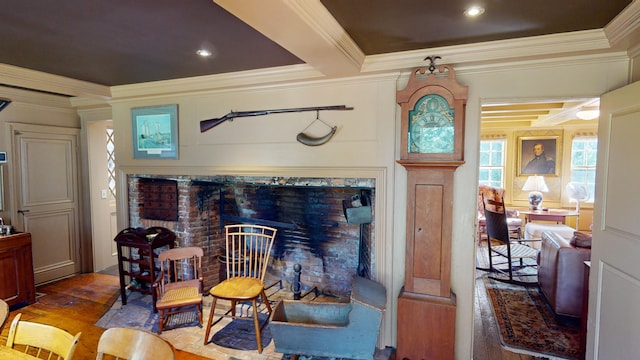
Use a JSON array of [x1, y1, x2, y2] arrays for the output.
[[473, 242, 544, 360], [0, 257, 542, 360], [0, 273, 208, 360]]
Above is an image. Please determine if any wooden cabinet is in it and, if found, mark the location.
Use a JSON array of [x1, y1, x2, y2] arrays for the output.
[[114, 227, 176, 312], [0, 232, 36, 308]]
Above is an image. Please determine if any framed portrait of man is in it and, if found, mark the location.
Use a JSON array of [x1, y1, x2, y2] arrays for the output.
[[518, 136, 560, 176]]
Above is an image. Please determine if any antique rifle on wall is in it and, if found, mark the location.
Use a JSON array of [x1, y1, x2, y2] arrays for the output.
[[199, 105, 353, 133]]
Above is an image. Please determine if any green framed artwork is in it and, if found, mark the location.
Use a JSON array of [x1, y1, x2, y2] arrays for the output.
[[131, 104, 179, 159]]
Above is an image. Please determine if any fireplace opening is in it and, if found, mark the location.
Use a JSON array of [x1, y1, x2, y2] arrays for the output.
[[128, 175, 376, 298]]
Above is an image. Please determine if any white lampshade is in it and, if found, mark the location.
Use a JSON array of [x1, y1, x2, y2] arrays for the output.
[[522, 175, 549, 210], [522, 175, 549, 192]]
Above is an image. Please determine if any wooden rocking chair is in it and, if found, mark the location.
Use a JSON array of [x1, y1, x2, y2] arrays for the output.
[[479, 194, 539, 286]]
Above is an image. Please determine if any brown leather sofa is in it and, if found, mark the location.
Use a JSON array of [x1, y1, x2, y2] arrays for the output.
[[537, 231, 591, 318]]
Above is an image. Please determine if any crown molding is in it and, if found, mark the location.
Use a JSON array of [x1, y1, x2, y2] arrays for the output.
[[109, 64, 323, 100], [107, 38, 629, 102], [76, 106, 113, 122], [452, 51, 630, 76], [605, 0, 640, 47], [108, 70, 398, 104], [0, 63, 111, 100], [70, 96, 111, 110], [362, 29, 614, 74], [0, 84, 74, 108], [629, 41, 640, 58]]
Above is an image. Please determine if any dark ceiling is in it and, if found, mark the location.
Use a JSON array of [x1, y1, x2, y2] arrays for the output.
[[0, 0, 632, 88]]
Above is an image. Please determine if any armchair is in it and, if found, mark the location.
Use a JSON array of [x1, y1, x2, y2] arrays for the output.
[[478, 185, 522, 241]]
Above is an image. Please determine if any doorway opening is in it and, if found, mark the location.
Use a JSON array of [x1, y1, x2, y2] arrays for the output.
[[473, 97, 599, 357], [87, 119, 118, 272]]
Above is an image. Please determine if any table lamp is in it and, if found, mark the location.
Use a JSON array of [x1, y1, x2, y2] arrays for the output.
[[522, 175, 549, 210]]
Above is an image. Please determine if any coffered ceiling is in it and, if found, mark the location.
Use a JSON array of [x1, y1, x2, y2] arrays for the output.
[[0, 0, 633, 98], [481, 98, 601, 127]]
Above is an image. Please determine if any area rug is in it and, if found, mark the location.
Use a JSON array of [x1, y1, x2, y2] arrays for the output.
[[96, 291, 281, 359], [484, 275, 581, 360], [96, 291, 391, 360]]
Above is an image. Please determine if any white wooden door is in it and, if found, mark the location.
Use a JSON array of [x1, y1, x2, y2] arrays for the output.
[[587, 80, 640, 359], [11, 123, 82, 284], [87, 120, 118, 272]]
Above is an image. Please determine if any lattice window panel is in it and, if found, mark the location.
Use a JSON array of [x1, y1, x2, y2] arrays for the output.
[[107, 128, 116, 198]]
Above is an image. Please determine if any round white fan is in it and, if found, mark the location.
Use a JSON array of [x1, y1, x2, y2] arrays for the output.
[[565, 182, 588, 211]]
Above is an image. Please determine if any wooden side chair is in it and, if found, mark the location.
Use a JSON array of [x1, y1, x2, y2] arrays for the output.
[[203, 224, 277, 353], [6, 313, 81, 360], [96, 327, 175, 360], [0, 299, 9, 332], [480, 194, 539, 286], [153, 246, 204, 334]]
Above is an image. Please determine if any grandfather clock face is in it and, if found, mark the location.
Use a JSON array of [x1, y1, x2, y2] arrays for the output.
[[397, 65, 467, 162], [408, 94, 455, 154]]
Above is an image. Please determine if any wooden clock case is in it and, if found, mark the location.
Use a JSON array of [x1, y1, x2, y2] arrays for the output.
[[396, 63, 467, 360]]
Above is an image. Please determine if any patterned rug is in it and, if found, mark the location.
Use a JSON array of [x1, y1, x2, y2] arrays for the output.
[[484, 275, 581, 359]]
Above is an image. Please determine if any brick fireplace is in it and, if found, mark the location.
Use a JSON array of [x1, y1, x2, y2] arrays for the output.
[[127, 174, 376, 297]]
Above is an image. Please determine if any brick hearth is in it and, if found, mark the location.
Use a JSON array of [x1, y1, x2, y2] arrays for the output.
[[126, 174, 376, 297]]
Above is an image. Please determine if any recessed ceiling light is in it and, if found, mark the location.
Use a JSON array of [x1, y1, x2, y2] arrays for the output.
[[464, 5, 485, 17], [196, 49, 212, 57]]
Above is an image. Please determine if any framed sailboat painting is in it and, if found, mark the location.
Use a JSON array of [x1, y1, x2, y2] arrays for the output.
[[131, 104, 179, 159]]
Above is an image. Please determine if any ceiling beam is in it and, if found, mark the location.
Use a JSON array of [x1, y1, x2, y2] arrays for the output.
[[532, 98, 599, 127], [214, 0, 365, 77]]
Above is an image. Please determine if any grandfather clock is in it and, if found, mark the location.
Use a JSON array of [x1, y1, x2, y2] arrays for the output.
[[396, 58, 467, 360]]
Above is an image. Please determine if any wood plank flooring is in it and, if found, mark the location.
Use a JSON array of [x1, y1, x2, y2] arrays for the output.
[[0, 273, 209, 360], [0, 255, 544, 360], [473, 242, 543, 360]]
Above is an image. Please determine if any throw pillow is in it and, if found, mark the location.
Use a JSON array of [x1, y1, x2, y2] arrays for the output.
[[570, 231, 592, 248]]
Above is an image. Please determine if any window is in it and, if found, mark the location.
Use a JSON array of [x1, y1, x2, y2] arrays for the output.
[[107, 128, 116, 198], [479, 139, 506, 188], [570, 136, 597, 202]]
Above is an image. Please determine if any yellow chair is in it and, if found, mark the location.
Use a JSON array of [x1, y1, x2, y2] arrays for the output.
[[154, 246, 204, 334], [6, 313, 81, 360], [96, 327, 175, 360], [203, 224, 277, 353]]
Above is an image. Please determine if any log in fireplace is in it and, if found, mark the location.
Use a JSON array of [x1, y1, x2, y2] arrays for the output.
[[127, 174, 376, 297]]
